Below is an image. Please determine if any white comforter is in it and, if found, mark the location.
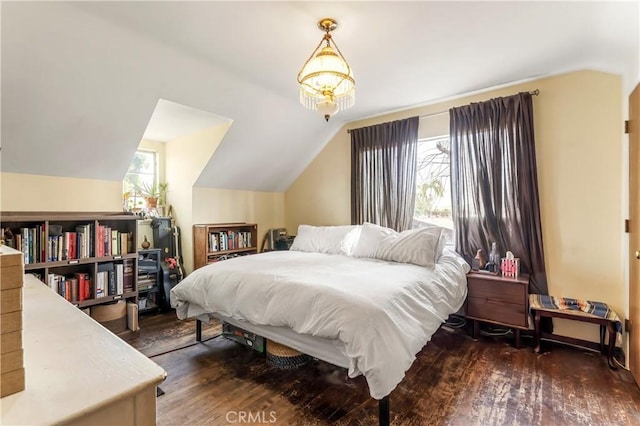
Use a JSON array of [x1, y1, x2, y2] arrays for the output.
[[171, 249, 469, 399]]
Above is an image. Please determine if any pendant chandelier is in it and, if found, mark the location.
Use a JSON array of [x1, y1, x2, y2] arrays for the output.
[[297, 18, 355, 122]]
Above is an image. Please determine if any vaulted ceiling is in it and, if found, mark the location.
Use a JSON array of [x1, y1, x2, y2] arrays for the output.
[[2, 1, 638, 192]]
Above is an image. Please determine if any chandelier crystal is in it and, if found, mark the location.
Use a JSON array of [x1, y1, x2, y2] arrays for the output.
[[297, 18, 355, 122]]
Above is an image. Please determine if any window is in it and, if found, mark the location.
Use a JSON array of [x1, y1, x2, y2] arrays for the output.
[[414, 136, 453, 230], [123, 150, 157, 211]]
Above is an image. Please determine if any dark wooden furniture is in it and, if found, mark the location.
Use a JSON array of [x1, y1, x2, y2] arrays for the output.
[[465, 272, 529, 348], [192, 223, 258, 270], [0, 212, 139, 314], [138, 248, 162, 314], [531, 306, 618, 369]]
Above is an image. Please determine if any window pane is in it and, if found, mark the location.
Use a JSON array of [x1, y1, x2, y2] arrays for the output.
[[123, 150, 157, 211], [127, 151, 155, 174], [414, 137, 453, 230]]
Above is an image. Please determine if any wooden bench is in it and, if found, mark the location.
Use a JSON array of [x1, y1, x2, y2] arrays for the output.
[[530, 295, 619, 370]]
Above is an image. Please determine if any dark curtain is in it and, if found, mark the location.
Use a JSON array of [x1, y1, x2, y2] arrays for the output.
[[351, 117, 419, 231], [449, 92, 549, 296]]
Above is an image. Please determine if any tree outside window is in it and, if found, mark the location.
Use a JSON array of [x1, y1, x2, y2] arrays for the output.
[[414, 136, 453, 230], [123, 150, 157, 211]]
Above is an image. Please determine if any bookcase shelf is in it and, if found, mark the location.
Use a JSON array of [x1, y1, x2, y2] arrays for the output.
[[137, 248, 163, 315], [22, 253, 138, 270], [1, 211, 140, 330], [193, 223, 258, 270]]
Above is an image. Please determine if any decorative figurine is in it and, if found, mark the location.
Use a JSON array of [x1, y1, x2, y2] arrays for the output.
[[473, 249, 487, 270], [141, 235, 151, 249]]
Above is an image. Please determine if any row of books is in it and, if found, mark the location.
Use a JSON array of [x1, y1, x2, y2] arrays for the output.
[[207, 231, 253, 252], [45, 259, 135, 302], [206, 251, 252, 264], [5, 224, 133, 263], [48, 273, 92, 302], [5, 224, 46, 264], [97, 225, 133, 258], [138, 275, 157, 291]]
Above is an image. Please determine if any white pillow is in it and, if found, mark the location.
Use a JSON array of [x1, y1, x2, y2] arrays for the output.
[[352, 222, 444, 267], [289, 225, 361, 255], [421, 223, 454, 261], [351, 223, 389, 259], [340, 226, 362, 256]]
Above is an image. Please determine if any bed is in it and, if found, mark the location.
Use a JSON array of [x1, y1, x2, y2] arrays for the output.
[[170, 223, 470, 424]]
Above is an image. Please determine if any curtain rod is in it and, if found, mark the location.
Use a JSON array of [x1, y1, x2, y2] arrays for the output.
[[346, 89, 539, 133]]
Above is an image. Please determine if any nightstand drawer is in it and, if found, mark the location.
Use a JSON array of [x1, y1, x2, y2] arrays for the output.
[[466, 297, 528, 328], [467, 278, 525, 305]]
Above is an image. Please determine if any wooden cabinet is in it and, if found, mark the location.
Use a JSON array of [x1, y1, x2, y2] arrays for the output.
[[193, 223, 258, 270], [0, 274, 166, 425], [465, 271, 529, 348], [0, 212, 139, 321]]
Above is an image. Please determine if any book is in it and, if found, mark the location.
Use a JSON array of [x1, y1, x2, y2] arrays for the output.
[[97, 226, 104, 257], [74, 272, 87, 301], [122, 259, 134, 293], [102, 225, 111, 257], [85, 276, 93, 299], [69, 277, 79, 303], [95, 271, 106, 298], [111, 230, 119, 256], [116, 263, 124, 295], [98, 263, 116, 295], [57, 235, 63, 261], [120, 232, 128, 255], [47, 273, 57, 291], [64, 279, 71, 302], [126, 302, 139, 332], [75, 225, 87, 258], [69, 232, 77, 259]]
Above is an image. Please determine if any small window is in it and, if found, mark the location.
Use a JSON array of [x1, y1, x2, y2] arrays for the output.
[[123, 150, 157, 211], [414, 136, 453, 230]]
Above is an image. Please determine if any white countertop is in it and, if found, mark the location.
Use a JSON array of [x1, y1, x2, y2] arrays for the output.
[[1, 274, 166, 425]]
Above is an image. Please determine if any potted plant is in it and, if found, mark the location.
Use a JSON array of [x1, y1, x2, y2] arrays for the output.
[[157, 182, 169, 207], [135, 181, 162, 208]]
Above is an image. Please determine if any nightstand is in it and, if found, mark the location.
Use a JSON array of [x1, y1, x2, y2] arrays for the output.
[[465, 272, 530, 348]]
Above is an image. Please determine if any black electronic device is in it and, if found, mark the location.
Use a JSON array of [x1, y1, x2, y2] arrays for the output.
[[222, 322, 265, 353], [261, 228, 295, 252]]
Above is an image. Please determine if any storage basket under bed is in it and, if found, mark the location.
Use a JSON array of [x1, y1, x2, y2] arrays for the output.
[[266, 340, 310, 369]]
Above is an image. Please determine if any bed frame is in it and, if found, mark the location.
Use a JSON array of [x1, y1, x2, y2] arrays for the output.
[[195, 320, 391, 426]]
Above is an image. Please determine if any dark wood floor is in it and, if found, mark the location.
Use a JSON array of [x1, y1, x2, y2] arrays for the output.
[[122, 311, 640, 426]]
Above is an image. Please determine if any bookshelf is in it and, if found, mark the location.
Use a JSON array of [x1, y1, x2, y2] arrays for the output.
[[137, 248, 162, 314], [193, 223, 258, 270], [0, 212, 139, 316]]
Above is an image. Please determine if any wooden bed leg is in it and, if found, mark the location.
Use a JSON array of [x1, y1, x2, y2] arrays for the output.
[[533, 310, 541, 354], [606, 322, 617, 370], [472, 319, 479, 341], [196, 319, 202, 342], [379, 396, 390, 426]]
